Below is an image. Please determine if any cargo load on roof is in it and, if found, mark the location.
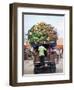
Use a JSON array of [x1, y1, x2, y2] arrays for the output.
[[28, 22, 58, 47]]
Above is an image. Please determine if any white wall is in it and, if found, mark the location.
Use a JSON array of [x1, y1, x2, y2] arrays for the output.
[[0, 0, 74, 90]]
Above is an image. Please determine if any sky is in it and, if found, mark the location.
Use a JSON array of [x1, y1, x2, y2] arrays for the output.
[[24, 14, 65, 41]]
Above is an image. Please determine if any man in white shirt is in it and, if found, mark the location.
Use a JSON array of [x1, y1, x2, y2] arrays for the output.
[[38, 45, 47, 65]]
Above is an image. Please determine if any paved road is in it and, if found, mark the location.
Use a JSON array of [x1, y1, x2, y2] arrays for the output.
[[24, 58, 63, 74], [24, 60, 34, 74], [56, 58, 63, 73]]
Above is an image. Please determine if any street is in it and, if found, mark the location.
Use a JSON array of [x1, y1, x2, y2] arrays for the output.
[[24, 58, 63, 74]]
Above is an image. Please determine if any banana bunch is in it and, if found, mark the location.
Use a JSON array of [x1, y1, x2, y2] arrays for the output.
[[28, 22, 58, 44]]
